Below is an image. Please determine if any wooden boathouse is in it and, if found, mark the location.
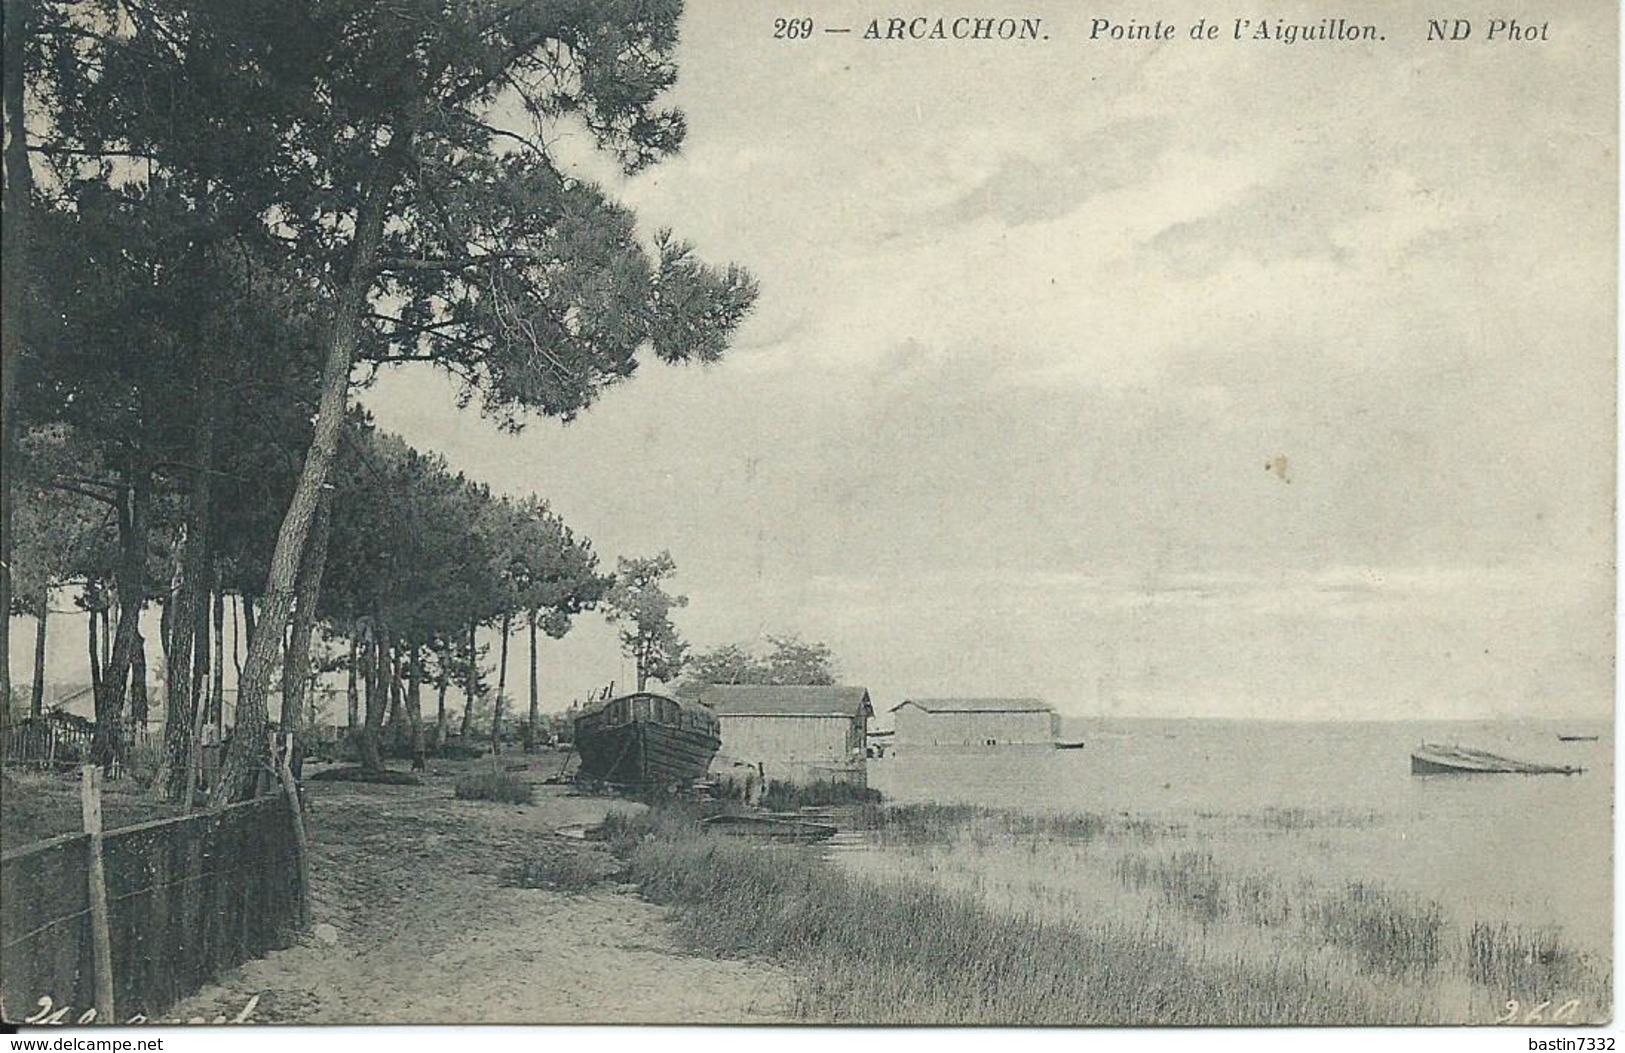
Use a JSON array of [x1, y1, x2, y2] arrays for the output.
[[693, 685, 873, 786], [889, 697, 1059, 748]]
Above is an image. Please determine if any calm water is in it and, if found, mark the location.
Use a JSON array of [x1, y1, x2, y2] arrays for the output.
[[867, 718, 1614, 959]]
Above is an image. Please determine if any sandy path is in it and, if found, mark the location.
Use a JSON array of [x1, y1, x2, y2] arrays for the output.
[[166, 763, 791, 1024]]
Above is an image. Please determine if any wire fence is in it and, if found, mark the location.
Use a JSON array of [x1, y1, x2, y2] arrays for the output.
[[1, 789, 304, 1024]]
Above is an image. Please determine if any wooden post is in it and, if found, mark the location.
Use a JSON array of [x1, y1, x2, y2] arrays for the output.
[[80, 765, 116, 1023], [276, 733, 312, 931]]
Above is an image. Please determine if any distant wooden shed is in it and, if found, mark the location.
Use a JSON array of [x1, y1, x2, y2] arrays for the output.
[[890, 697, 1059, 747], [694, 685, 873, 786]]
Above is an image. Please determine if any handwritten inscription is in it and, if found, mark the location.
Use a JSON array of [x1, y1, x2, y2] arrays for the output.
[[1493, 998, 1584, 1025], [22, 993, 260, 1026]]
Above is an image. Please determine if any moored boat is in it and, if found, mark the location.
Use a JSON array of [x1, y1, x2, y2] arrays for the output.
[[573, 691, 721, 787], [700, 813, 838, 841], [1053, 740, 1086, 750], [1558, 734, 1600, 742], [1410, 743, 1581, 776]]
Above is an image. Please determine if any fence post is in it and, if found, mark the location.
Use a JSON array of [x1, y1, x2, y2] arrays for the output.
[[79, 765, 116, 1023], [277, 734, 312, 931]]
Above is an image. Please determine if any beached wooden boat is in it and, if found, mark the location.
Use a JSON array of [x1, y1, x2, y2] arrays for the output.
[[1410, 743, 1581, 776], [573, 691, 721, 787], [700, 814, 838, 841]]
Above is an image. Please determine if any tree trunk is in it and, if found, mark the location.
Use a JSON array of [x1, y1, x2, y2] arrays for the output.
[[434, 644, 449, 752], [346, 635, 359, 730], [406, 642, 423, 766], [94, 477, 150, 766], [459, 618, 477, 740], [241, 592, 257, 653], [1, 0, 39, 726], [192, 562, 213, 737], [211, 580, 225, 726], [281, 489, 331, 736], [215, 149, 406, 803], [386, 644, 405, 753], [359, 630, 385, 771], [162, 405, 215, 802], [87, 606, 102, 704], [129, 628, 148, 727], [30, 590, 46, 716], [525, 610, 539, 752], [492, 612, 511, 754]]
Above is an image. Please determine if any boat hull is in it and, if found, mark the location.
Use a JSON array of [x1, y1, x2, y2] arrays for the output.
[[1410, 743, 1581, 776], [574, 693, 721, 786]]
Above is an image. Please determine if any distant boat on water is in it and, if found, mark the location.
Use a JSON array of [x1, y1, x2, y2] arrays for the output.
[[573, 691, 721, 787], [1557, 734, 1600, 742], [1410, 743, 1582, 776], [1053, 740, 1086, 750]]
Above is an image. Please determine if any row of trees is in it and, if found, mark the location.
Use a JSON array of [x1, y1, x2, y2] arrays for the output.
[[2, 0, 758, 802]]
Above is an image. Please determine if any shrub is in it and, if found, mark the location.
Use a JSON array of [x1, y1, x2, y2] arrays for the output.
[[454, 769, 533, 804]]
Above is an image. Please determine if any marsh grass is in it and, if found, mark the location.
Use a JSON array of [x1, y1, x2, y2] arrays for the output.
[[453, 769, 533, 804], [855, 803, 1157, 847], [1309, 882, 1444, 976], [623, 822, 1389, 1025], [1467, 921, 1609, 1006], [1108, 844, 1606, 1016]]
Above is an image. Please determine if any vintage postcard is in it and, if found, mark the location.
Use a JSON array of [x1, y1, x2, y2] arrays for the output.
[[0, 0, 1614, 1043]]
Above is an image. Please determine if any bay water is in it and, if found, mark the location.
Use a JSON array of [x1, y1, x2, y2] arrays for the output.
[[864, 717, 1612, 971]]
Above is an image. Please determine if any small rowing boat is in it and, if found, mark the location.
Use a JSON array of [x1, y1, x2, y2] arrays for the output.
[[1053, 740, 1086, 750], [700, 814, 838, 842], [1410, 743, 1582, 776]]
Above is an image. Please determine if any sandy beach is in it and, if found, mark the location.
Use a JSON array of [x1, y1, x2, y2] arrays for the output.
[[163, 762, 791, 1025]]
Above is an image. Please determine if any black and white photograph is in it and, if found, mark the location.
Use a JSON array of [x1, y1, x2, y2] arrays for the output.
[[0, 0, 1616, 1042]]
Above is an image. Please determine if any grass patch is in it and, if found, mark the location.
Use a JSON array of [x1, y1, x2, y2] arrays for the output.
[[510, 845, 625, 892], [1467, 921, 1608, 1006], [309, 766, 422, 785], [760, 779, 881, 810], [453, 770, 533, 804], [619, 811, 1390, 1025], [1308, 882, 1444, 976], [855, 802, 1131, 847]]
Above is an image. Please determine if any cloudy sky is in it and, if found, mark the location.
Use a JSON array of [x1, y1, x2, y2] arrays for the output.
[[23, 2, 1610, 721], [356, 0, 1618, 721]]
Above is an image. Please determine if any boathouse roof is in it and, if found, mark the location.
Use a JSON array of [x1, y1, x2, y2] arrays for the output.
[[694, 685, 873, 719], [890, 697, 1052, 714]]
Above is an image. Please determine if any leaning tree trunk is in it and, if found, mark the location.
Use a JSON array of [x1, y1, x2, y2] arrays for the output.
[[29, 587, 46, 716], [0, 0, 38, 724], [281, 489, 331, 736], [491, 612, 511, 754], [525, 610, 539, 752], [214, 155, 403, 803]]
